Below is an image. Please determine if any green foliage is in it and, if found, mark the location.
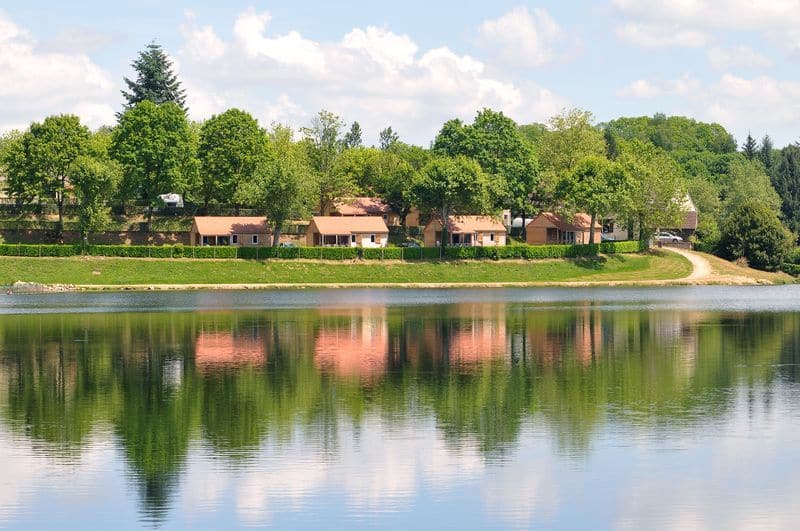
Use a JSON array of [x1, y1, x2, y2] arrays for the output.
[[197, 109, 266, 208], [556, 156, 629, 244], [617, 140, 687, 240], [343, 121, 363, 149], [379, 126, 400, 150], [536, 109, 606, 195], [411, 155, 493, 247], [111, 101, 197, 230], [742, 133, 758, 160], [719, 200, 794, 271], [4, 115, 91, 236], [302, 110, 351, 212], [433, 108, 538, 216], [0, 244, 80, 257], [772, 144, 800, 235], [235, 125, 316, 246], [71, 155, 120, 242], [332, 147, 381, 194], [605, 114, 736, 154], [759, 135, 775, 172], [723, 159, 781, 212], [122, 42, 186, 111]]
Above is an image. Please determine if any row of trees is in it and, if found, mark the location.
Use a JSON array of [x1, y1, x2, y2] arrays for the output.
[[0, 42, 798, 268]]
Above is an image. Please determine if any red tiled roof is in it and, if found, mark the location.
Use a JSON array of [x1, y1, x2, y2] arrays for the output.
[[529, 212, 601, 231], [429, 215, 507, 233], [193, 217, 269, 235], [334, 197, 391, 216], [310, 216, 389, 234]]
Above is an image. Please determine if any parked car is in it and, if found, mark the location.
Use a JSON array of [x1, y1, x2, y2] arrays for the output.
[[654, 231, 683, 243], [279, 242, 297, 248], [601, 234, 616, 242], [399, 241, 421, 248]]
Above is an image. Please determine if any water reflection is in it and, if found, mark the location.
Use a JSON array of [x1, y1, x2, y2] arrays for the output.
[[0, 303, 799, 528]]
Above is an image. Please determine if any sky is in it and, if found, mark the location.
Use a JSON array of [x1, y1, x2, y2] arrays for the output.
[[1, 0, 800, 147]]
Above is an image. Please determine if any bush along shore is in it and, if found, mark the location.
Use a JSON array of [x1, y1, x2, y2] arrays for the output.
[[0, 240, 646, 261]]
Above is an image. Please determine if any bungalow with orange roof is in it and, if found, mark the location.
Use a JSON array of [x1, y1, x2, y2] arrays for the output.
[[422, 215, 507, 247], [525, 212, 602, 245], [306, 216, 389, 247], [190, 217, 270, 247], [324, 197, 421, 227]]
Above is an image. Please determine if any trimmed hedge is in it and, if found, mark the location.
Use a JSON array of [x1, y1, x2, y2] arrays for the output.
[[0, 239, 646, 261]]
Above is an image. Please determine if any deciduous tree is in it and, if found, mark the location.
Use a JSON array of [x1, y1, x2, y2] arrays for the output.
[[411, 156, 492, 248], [111, 101, 197, 231], [197, 109, 265, 211], [556, 156, 629, 244], [617, 140, 687, 242], [4, 115, 90, 239], [235, 126, 316, 246], [379, 127, 400, 150], [343, 122, 363, 149]]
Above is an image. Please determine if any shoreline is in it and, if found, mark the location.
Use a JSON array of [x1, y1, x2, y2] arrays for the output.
[[40, 277, 775, 292]]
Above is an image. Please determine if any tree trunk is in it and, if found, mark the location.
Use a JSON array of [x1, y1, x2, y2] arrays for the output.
[[520, 210, 527, 241], [272, 221, 282, 247], [147, 204, 153, 233], [55, 187, 64, 242], [588, 212, 597, 245], [440, 205, 449, 252]]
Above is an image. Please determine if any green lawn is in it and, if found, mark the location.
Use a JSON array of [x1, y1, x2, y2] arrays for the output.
[[0, 251, 691, 286]]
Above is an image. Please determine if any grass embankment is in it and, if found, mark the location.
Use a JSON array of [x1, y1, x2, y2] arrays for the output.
[[697, 252, 795, 284], [0, 251, 691, 287]]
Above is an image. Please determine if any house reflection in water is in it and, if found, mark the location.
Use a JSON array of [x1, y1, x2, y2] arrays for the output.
[[194, 328, 266, 371], [422, 304, 508, 370], [314, 307, 389, 380]]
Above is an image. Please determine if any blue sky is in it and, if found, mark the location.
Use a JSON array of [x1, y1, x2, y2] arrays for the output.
[[2, 1, 799, 146]]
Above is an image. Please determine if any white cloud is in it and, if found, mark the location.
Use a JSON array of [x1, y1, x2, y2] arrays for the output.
[[707, 46, 773, 70], [617, 75, 700, 99], [616, 23, 709, 48], [616, 72, 800, 141], [617, 79, 661, 99], [612, 0, 800, 31], [342, 26, 418, 70], [612, 0, 800, 55], [180, 10, 226, 62], [176, 9, 567, 144], [232, 8, 326, 73], [477, 7, 564, 67], [0, 13, 115, 132]]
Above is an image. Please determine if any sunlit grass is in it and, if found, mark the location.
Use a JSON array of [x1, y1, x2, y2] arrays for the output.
[[0, 251, 691, 286]]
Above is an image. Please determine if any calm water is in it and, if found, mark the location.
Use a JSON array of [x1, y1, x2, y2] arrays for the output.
[[1, 287, 800, 530]]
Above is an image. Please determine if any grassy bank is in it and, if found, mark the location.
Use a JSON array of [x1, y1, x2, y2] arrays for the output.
[[0, 251, 691, 287]]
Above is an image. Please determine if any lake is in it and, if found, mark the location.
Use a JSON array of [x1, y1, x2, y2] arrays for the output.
[[1, 287, 799, 530]]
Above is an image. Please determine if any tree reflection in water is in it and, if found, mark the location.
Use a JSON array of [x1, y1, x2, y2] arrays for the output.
[[0, 305, 797, 522]]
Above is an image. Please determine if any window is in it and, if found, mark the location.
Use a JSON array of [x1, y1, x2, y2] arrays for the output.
[[603, 219, 615, 234], [351, 234, 356, 243], [252, 235, 259, 245], [201, 236, 210, 246], [370, 234, 376, 243], [217, 236, 230, 246], [489, 233, 495, 242], [231, 234, 238, 245]]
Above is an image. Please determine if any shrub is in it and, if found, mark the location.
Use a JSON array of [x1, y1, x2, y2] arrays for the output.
[[719, 200, 794, 271]]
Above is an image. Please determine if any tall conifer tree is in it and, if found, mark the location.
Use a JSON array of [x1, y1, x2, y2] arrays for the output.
[[742, 132, 757, 160], [121, 43, 187, 112]]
